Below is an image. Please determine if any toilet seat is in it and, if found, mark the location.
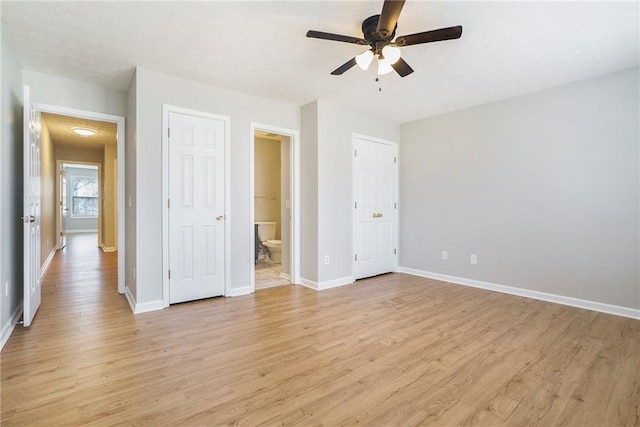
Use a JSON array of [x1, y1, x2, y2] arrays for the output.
[[265, 239, 281, 245]]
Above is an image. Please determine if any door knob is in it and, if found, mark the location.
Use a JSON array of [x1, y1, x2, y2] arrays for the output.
[[372, 212, 383, 218], [216, 215, 225, 221], [22, 215, 35, 223]]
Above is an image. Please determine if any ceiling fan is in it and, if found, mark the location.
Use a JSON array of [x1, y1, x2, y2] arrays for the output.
[[306, 0, 462, 77]]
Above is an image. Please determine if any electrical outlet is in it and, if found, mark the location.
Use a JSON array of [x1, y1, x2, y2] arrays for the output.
[[5, 281, 8, 297], [470, 254, 478, 265], [324, 255, 330, 265], [441, 251, 448, 261]]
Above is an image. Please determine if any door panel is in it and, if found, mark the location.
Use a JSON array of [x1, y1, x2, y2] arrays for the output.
[[23, 86, 42, 327], [354, 136, 397, 280], [169, 112, 226, 303]]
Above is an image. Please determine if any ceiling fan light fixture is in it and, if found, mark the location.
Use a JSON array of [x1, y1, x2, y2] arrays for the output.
[[71, 127, 97, 137], [381, 45, 401, 64], [355, 50, 374, 70], [377, 58, 394, 75]]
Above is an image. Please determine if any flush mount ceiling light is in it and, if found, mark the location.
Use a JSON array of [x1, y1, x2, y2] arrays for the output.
[[71, 127, 97, 136]]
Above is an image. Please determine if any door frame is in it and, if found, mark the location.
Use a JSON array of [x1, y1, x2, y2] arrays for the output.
[[249, 123, 301, 291], [161, 105, 231, 307], [56, 161, 103, 248], [352, 133, 399, 279], [35, 103, 126, 295]]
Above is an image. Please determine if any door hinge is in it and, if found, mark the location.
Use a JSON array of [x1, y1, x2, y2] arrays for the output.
[[354, 201, 357, 209], [394, 249, 397, 255], [394, 156, 397, 164], [168, 270, 171, 279], [355, 254, 358, 261], [168, 128, 171, 138], [167, 199, 170, 209], [354, 150, 357, 157], [59, 232, 63, 236], [394, 202, 397, 209]]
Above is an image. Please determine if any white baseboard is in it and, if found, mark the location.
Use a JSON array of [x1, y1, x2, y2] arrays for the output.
[[398, 267, 640, 320], [124, 287, 164, 314], [299, 276, 355, 291], [99, 243, 117, 253], [64, 229, 98, 234], [299, 278, 318, 290], [135, 299, 164, 314], [40, 247, 57, 280], [318, 276, 355, 290], [279, 272, 291, 281], [124, 286, 136, 313], [227, 286, 252, 297], [1, 305, 23, 352]]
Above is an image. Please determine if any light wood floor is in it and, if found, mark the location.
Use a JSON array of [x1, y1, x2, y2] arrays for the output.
[[2, 235, 639, 425]]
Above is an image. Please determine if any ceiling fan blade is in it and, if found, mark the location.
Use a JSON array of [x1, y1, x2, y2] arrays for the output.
[[391, 57, 414, 77], [330, 58, 357, 75], [395, 26, 463, 47], [377, 0, 406, 38], [306, 30, 367, 45]]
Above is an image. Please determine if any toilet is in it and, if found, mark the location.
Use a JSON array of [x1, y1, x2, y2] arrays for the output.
[[255, 222, 282, 264], [263, 240, 282, 264]]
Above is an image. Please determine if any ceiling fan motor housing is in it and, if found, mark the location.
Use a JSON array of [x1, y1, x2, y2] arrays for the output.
[[362, 15, 396, 54]]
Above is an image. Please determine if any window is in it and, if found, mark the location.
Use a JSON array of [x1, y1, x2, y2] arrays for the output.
[[71, 176, 98, 217]]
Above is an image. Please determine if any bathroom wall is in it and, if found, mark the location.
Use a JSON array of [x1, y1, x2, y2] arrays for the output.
[[254, 136, 281, 239]]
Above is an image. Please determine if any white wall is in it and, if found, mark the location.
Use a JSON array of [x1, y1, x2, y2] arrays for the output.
[[315, 100, 400, 284], [280, 136, 291, 276], [400, 68, 640, 310], [125, 70, 137, 302], [134, 67, 299, 304], [300, 99, 401, 286], [23, 70, 127, 117], [0, 24, 24, 347], [300, 102, 319, 282]]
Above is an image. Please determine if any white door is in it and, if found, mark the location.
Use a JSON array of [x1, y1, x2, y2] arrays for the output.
[[23, 86, 42, 327], [59, 165, 67, 249], [353, 136, 397, 280], [168, 112, 226, 303]]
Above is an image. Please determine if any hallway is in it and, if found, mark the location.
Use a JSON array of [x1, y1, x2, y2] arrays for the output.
[[44, 233, 120, 310]]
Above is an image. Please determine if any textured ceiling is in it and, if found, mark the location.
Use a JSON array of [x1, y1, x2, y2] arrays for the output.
[[41, 113, 117, 151], [3, 1, 638, 123]]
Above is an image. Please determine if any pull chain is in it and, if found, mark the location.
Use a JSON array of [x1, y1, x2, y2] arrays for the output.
[[375, 77, 382, 92]]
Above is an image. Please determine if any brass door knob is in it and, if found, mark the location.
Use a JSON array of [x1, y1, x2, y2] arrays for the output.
[[216, 215, 225, 221]]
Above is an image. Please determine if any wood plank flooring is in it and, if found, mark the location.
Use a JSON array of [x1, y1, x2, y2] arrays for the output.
[[2, 234, 639, 425]]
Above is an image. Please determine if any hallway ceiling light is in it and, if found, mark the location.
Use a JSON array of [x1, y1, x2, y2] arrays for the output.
[[71, 127, 97, 136]]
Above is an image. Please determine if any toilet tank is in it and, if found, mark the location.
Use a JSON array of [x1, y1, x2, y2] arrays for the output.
[[256, 222, 276, 241]]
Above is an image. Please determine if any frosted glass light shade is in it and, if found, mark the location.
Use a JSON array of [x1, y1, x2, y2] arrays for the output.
[[377, 58, 394, 75], [382, 45, 401, 64], [355, 50, 374, 70]]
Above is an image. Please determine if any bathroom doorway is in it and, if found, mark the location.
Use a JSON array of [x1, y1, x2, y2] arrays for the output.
[[250, 124, 300, 291]]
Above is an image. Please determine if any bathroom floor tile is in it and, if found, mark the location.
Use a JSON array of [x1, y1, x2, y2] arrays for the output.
[[255, 261, 290, 290]]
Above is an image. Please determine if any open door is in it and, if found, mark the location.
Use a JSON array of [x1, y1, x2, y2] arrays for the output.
[[23, 86, 42, 327]]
